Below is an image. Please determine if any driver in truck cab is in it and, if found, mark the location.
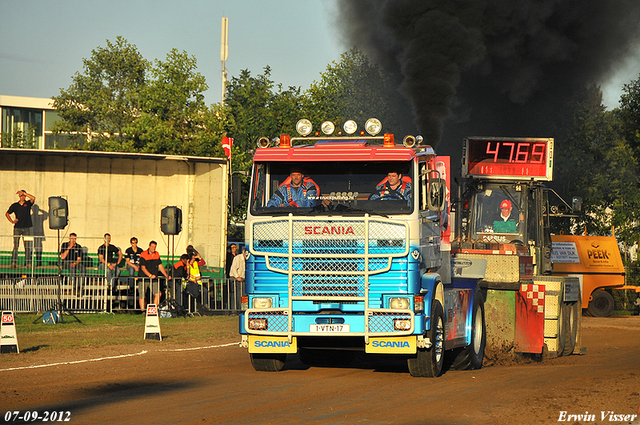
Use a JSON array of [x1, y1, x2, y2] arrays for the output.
[[267, 167, 321, 208], [493, 199, 521, 233], [369, 172, 412, 201]]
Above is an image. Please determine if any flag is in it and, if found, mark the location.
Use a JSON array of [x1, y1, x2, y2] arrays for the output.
[[222, 136, 233, 160]]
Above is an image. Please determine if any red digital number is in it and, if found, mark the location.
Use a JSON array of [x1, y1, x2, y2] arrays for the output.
[[486, 142, 499, 162], [503, 142, 515, 162], [515, 143, 530, 163], [148, 307, 157, 315], [2, 314, 13, 323], [531, 143, 546, 163]]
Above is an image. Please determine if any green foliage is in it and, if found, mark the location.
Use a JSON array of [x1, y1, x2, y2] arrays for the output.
[[303, 48, 399, 134], [52, 38, 228, 157], [52, 36, 148, 150], [1, 124, 38, 148]]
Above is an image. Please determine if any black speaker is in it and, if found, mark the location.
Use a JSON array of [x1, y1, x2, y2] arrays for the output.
[[49, 197, 68, 230], [161, 206, 182, 235]]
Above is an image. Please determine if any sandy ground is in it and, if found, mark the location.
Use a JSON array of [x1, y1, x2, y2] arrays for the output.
[[1, 315, 639, 425]]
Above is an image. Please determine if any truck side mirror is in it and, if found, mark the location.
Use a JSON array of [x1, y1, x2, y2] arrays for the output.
[[428, 178, 446, 212], [572, 196, 582, 214]]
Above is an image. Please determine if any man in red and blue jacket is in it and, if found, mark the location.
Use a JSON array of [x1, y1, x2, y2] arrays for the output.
[[267, 168, 320, 208]]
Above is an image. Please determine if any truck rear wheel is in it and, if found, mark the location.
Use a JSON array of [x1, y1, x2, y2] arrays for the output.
[[250, 353, 286, 372], [561, 301, 579, 355], [451, 288, 486, 370], [587, 289, 614, 317], [408, 300, 444, 377]]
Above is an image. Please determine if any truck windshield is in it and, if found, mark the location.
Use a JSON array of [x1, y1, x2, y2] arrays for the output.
[[251, 161, 414, 216], [472, 184, 524, 241]]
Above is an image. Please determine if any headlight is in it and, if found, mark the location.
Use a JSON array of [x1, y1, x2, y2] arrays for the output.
[[343, 120, 357, 135], [321, 121, 335, 135], [296, 119, 313, 136], [389, 297, 410, 310], [252, 297, 274, 309], [365, 118, 382, 136]]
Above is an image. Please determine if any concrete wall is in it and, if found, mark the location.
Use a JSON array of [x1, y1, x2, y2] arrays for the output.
[[0, 149, 228, 268]]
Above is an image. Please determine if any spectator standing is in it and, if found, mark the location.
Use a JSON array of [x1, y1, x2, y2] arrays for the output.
[[139, 240, 170, 310], [172, 254, 189, 307], [125, 237, 143, 290], [226, 243, 237, 278], [60, 232, 85, 294], [98, 233, 123, 291], [186, 245, 206, 267], [5, 190, 36, 267], [229, 248, 246, 310]]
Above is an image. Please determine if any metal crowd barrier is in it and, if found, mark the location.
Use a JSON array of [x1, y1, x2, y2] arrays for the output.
[[0, 275, 244, 315]]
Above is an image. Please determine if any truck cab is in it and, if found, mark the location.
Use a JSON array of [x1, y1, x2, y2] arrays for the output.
[[240, 119, 487, 377]]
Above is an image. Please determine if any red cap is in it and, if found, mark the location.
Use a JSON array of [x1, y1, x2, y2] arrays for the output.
[[500, 200, 511, 209]]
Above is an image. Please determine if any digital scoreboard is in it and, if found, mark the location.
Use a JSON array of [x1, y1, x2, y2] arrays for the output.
[[462, 137, 554, 181]]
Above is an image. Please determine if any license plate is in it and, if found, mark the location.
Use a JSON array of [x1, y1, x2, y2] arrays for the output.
[[310, 324, 350, 333]]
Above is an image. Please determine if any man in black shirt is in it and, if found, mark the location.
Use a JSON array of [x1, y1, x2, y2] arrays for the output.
[[5, 189, 35, 267], [98, 233, 122, 291], [60, 232, 85, 293]]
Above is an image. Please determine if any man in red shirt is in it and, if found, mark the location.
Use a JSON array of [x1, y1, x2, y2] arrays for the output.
[[138, 241, 171, 310]]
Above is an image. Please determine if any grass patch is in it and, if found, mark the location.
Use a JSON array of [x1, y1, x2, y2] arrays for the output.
[[1, 313, 239, 361]]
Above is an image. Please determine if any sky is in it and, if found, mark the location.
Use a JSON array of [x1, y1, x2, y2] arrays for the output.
[[0, 0, 637, 110], [0, 0, 345, 106]]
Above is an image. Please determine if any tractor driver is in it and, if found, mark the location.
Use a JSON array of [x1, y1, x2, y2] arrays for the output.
[[267, 167, 321, 208]]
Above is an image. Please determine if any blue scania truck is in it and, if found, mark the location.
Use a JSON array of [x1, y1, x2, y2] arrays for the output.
[[239, 119, 487, 377]]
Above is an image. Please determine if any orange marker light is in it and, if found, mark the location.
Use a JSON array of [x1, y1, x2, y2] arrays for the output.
[[280, 134, 291, 148], [383, 133, 395, 147]]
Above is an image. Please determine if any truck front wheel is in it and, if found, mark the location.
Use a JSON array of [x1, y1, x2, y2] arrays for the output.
[[250, 353, 286, 372], [408, 300, 444, 377], [451, 288, 486, 370], [587, 289, 614, 317]]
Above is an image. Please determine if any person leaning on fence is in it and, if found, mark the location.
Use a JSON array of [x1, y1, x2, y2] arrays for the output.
[[186, 245, 206, 267], [228, 248, 245, 310], [172, 254, 189, 307], [59, 232, 85, 294], [5, 189, 36, 267], [226, 243, 237, 278], [138, 240, 170, 310], [125, 237, 143, 290], [185, 251, 209, 314], [98, 233, 123, 291]]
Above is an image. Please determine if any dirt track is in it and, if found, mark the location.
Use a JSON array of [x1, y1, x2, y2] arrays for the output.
[[2, 316, 640, 425]]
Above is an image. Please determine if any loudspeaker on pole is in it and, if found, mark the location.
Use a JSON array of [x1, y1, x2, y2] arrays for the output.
[[48, 197, 68, 230], [161, 206, 182, 235]]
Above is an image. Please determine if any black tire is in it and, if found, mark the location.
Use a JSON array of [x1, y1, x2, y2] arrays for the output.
[[408, 300, 444, 377], [250, 353, 286, 372], [587, 289, 614, 317], [451, 289, 486, 370], [561, 302, 579, 355], [557, 296, 567, 355]]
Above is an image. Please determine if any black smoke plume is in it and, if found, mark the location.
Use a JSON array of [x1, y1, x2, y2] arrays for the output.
[[336, 0, 640, 155]]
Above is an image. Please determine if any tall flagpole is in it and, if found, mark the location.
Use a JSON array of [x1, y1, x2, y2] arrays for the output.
[[221, 17, 229, 106]]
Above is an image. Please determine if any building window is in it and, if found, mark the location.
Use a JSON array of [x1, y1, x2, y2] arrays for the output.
[[1, 107, 43, 148]]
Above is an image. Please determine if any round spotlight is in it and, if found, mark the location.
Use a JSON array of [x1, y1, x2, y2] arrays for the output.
[[257, 136, 270, 148], [416, 135, 423, 145], [365, 118, 382, 136], [296, 119, 313, 136], [321, 121, 335, 135], [343, 120, 357, 135]]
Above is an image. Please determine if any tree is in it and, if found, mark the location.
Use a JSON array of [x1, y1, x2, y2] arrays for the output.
[[303, 48, 400, 135], [52, 37, 148, 150], [132, 49, 215, 155]]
